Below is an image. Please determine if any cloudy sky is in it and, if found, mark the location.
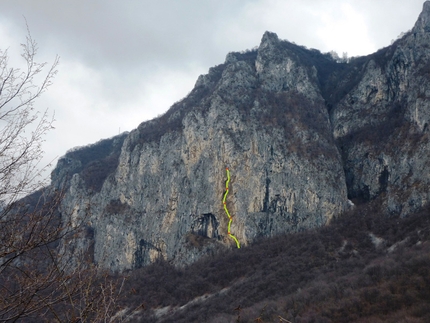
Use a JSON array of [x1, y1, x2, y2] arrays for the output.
[[0, 0, 426, 180]]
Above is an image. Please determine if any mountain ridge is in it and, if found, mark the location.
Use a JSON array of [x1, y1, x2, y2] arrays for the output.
[[51, 1, 430, 271]]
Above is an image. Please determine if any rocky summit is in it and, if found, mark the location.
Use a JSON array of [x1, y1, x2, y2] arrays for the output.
[[51, 2, 430, 271]]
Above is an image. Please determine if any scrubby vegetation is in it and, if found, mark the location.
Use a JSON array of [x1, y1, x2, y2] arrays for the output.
[[65, 133, 127, 192], [114, 201, 430, 322]]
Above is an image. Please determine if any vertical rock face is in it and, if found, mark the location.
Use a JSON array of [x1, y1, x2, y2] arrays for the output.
[[51, 3, 430, 271], [414, 0, 430, 33], [331, 1, 430, 215]]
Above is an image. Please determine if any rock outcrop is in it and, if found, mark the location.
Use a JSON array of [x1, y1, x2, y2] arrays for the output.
[[331, 1, 430, 215], [51, 2, 430, 271]]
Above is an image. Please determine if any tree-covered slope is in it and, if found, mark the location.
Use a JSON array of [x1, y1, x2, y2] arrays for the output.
[[117, 200, 430, 323]]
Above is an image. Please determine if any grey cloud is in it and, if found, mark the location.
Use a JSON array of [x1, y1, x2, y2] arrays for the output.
[[1, 0, 255, 71]]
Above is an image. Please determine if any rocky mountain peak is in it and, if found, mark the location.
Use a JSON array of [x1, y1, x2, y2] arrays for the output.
[[259, 31, 279, 49], [413, 0, 430, 33], [52, 6, 430, 272]]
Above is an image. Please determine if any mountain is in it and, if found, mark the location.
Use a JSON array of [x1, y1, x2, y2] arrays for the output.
[[51, 1, 430, 271]]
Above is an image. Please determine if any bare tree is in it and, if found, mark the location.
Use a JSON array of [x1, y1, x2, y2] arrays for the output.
[[0, 26, 124, 322]]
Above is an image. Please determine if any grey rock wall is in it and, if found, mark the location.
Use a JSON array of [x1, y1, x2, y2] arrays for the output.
[[331, 1, 430, 215], [52, 2, 430, 271]]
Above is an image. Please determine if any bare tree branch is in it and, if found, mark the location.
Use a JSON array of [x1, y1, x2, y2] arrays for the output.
[[0, 24, 124, 322]]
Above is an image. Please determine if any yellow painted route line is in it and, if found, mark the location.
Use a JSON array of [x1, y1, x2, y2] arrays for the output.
[[223, 167, 241, 248]]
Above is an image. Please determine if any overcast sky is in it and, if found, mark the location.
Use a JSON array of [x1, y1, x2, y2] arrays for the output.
[[0, 0, 426, 180]]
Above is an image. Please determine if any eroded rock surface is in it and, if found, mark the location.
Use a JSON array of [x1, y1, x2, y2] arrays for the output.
[[51, 2, 430, 271]]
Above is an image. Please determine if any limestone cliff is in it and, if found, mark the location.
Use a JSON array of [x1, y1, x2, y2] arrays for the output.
[[331, 1, 430, 215], [51, 2, 430, 271]]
